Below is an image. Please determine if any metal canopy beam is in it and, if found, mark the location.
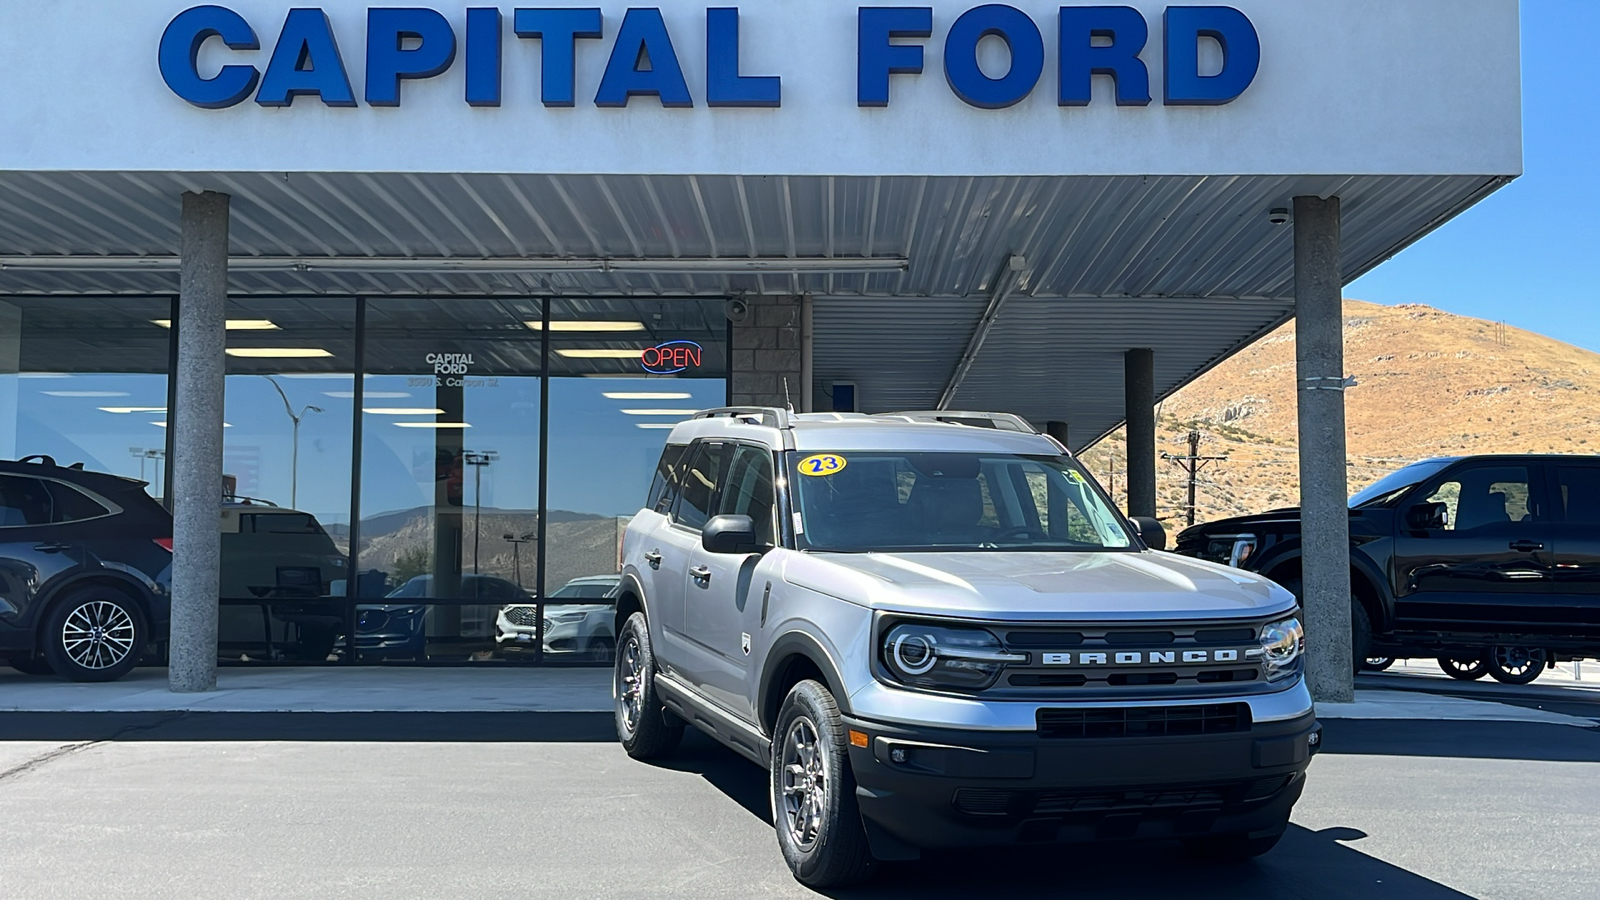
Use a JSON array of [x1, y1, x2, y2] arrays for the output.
[[937, 254, 1027, 409], [0, 256, 909, 275]]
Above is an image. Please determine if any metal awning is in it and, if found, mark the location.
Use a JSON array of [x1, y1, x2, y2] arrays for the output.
[[0, 169, 1507, 447]]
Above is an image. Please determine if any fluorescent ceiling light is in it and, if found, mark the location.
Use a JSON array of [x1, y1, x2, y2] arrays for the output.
[[43, 390, 131, 398], [620, 409, 700, 416], [153, 421, 231, 428], [527, 320, 646, 332], [364, 407, 446, 415], [100, 406, 167, 414], [556, 349, 643, 359], [18, 373, 70, 379], [394, 422, 471, 429], [635, 423, 680, 430], [326, 391, 409, 399], [153, 319, 279, 331], [603, 392, 692, 400], [225, 348, 333, 358]]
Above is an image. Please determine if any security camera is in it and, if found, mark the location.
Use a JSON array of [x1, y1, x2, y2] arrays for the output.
[[725, 298, 750, 323], [1268, 208, 1291, 226]]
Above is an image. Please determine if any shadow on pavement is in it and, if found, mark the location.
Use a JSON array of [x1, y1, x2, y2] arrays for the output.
[[649, 732, 1477, 899], [1322, 718, 1600, 762]]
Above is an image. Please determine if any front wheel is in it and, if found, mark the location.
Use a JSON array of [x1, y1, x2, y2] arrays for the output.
[[1438, 657, 1489, 681], [1362, 657, 1396, 672], [39, 587, 147, 683], [613, 613, 683, 759], [1487, 647, 1547, 685], [771, 680, 875, 889]]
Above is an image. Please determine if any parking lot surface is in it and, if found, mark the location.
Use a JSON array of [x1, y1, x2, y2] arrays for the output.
[[1, 712, 1597, 899]]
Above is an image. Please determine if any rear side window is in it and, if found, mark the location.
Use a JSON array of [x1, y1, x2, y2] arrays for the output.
[[0, 475, 53, 527], [674, 442, 725, 531], [1555, 466, 1600, 524], [46, 482, 111, 523], [647, 444, 689, 514]]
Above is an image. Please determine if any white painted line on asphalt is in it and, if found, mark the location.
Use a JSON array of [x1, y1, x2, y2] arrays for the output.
[[1318, 689, 1597, 728]]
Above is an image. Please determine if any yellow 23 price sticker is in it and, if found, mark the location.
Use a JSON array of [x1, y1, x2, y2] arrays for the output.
[[798, 454, 848, 477]]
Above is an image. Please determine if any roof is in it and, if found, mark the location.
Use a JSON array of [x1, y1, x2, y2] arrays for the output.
[[665, 408, 1058, 454]]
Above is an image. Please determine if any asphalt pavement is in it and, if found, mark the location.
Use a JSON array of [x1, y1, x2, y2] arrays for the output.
[[1, 708, 1597, 899]]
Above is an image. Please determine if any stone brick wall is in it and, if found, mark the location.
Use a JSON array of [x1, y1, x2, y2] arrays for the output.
[[730, 295, 803, 409]]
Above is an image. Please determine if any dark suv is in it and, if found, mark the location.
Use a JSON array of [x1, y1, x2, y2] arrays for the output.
[[1175, 455, 1600, 685], [0, 456, 173, 681]]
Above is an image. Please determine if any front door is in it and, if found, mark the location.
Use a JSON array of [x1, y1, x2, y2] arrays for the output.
[[1392, 462, 1553, 633], [0, 474, 85, 637], [682, 443, 776, 718], [1541, 462, 1600, 638], [655, 440, 726, 673]]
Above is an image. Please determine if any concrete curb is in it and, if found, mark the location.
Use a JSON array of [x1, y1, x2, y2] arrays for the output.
[[1317, 689, 1596, 728]]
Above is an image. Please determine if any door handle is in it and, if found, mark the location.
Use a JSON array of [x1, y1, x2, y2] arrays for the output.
[[1509, 540, 1545, 553], [33, 543, 71, 554], [689, 565, 712, 584], [643, 550, 662, 570]]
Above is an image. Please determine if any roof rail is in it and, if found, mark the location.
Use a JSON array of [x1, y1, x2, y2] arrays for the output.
[[690, 407, 791, 429], [880, 411, 1039, 434]]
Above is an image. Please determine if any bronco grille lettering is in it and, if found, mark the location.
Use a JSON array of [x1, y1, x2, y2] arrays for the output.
[[1039, 648, 1251, 666]]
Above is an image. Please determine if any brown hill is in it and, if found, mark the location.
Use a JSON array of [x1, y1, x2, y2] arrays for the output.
[[1079, 299, 1600, 526]]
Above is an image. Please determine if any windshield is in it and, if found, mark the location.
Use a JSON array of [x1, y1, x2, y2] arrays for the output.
[[789, 451, 1135, 553], [1348, 459, 1456, 508], [551, 580, 619, 601]]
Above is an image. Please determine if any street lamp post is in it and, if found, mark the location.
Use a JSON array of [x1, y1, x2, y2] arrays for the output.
[[503, 526, 537, 587], [261, 376, 323, 509], [464, 450, 500, 576]]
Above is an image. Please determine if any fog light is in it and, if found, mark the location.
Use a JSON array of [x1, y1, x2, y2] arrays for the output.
[[889, 747, 909, 764]]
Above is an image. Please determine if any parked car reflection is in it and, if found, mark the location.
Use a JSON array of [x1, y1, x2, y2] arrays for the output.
[[496, 574, 619, 661], [358, 574, 532, 660]]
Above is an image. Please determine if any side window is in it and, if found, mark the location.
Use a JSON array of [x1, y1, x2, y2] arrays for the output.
[[1555, 466, 1600, 525], [0, 475, 54, 527], [46, 482, 110, 523], [674, 442, 725, 531], [718, 446, 777, 546], [1421, 465, 1532, 532], [647, 444, 689, 514]]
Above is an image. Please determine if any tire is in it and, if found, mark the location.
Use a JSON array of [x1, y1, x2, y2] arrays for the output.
[[614, 612, 683, 759], [39, 587, 147, 683], [1183, 823, 1288, 862], [1362, 657, 1395, 672], [1280, 577, 1371, 677], [1487, 646, 1547, 685], [587, 637, 616, 664], [5, 654, 55, 676], [1437, 657, 1490, 681], [771, 680, 875, 889]]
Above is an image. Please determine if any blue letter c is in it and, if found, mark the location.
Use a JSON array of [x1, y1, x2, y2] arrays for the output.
[[159, 5, 261, 109]]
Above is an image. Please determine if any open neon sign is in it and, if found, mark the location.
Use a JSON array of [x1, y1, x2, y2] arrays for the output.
[[640, 340, 703, 375]]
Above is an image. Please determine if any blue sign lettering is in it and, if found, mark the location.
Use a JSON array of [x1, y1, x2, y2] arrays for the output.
[[156, 5, 1260, 112]]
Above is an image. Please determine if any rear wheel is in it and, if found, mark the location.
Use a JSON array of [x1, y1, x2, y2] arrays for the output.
[[771, 680, 875, 888], [1437, 657, 1489, 680], [39, 587, 147, 683], [5, 654, 55, 676], [614, 612, 683, 759], [1487, 647, 1547, 685]]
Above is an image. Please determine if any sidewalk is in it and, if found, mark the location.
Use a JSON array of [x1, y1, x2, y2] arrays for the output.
[[1314, 688, 1596, 727]]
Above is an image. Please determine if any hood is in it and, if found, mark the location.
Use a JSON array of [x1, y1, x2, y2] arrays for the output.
[[781, 550, 1297, 622], [1177, 508, 1302, 541]]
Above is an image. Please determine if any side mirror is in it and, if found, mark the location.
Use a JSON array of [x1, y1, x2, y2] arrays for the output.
[[1406, 501, 1449, 531], [702, 514, 761, 554], [1130, 516, 1167, 552]]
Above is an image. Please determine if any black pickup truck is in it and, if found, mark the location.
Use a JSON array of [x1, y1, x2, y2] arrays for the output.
[[1175, 455, 1600, 685]]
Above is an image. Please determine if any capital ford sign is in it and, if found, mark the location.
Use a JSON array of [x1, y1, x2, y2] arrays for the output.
[[159, 5, 1260, 111]]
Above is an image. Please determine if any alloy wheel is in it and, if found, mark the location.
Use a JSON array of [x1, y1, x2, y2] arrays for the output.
[[779, 715, 829, 850], [616, 635, 644, 734], [60, 600, 137, 670]]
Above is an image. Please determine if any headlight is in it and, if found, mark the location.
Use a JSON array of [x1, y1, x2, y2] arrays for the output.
[[1206, 535, 1257, 567], [1259, 615, 1304, 682], [880, 622, 1026, 692]]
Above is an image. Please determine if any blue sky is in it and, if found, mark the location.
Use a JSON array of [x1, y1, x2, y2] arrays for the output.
[[1346, 0, 1600, 353]]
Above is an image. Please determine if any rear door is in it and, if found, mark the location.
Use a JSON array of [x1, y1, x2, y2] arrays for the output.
[[1391, 461, 1553, 632], [0, 474, 87, 632], [1542, 461, 1600, 638]]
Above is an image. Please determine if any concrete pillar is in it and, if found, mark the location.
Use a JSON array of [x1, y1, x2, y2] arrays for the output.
[[168, 191, 229, 693], [1294, 195, 1354, 703], [1124, 349, 1156, 519], [1045, 420, 1070, 451]]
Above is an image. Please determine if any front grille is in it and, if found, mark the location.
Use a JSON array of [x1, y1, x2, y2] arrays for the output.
[[952, 773, 1295, 819], [987, 618, 1274, 700], [1036, 703, 1250, 739], [504, 607, 539, 627]]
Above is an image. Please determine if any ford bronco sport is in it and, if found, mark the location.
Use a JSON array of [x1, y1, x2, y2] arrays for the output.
[[613, 409, 1319, 887]]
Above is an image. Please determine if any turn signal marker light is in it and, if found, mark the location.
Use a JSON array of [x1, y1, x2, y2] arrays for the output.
[[848, 730, 869, 748]]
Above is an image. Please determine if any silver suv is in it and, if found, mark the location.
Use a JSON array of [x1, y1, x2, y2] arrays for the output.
[[612, 409, 1318, 887]]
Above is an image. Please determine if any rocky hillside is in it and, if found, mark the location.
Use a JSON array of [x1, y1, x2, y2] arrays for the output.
[[1079, 300, 1600, 526]]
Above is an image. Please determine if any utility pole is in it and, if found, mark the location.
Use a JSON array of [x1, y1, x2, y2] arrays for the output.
[[1162, 430, 1229, 527]]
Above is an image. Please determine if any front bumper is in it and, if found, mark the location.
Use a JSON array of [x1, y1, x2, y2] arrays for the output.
[[841, 708, 1319, 852]]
